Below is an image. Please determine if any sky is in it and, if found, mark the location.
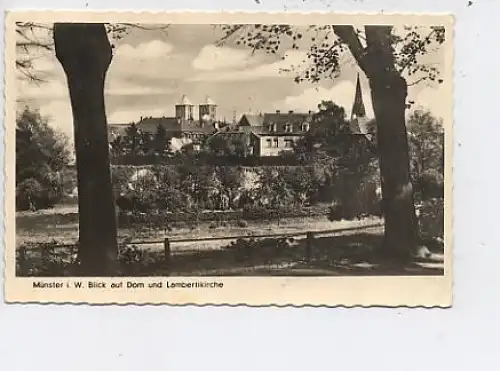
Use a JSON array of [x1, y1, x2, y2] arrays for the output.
[[16, 24, 447, 141]]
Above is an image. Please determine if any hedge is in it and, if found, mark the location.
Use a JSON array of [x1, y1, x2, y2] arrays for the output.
[[117, 204, 332, 229]]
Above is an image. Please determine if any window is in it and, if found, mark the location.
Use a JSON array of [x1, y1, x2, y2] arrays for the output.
[[284, 139, 293, 148], [273, 138, 279, 148], [301, 123, 310, 132], [269, 123, 277, 132], [284, 123, 293, 133], [266, 139, 272, 148]]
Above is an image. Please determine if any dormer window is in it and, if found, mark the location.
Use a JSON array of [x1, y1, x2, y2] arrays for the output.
[[269, 123, 277, 133], [301, 123, 310, 132], [284, 123, 293, 133]]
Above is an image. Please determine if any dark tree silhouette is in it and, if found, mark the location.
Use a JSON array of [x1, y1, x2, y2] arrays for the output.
[[54, 23, 117, 276], [16, 22, 169, 275], [16, 106, 71, 211], [219, 24, 447, 259], [154, 123, 168, 155]]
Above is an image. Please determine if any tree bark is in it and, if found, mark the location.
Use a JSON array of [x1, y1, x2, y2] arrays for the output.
[[364, 26, 419, 260], [54, 23, 118, 275]]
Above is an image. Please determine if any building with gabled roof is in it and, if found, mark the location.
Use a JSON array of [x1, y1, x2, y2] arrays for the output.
[[107, 123, 130, 142], [237, 110, 313, 156], [107, 95, 223, 151], [135, 117, 180, 134], [230, 75, 375, 157]]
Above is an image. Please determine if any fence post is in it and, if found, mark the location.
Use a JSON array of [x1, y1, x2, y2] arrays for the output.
[[18, 246, 26, 275], [306, 231, 314, 263], [41, 245, 50, 263], [164, 238, 171, 267]]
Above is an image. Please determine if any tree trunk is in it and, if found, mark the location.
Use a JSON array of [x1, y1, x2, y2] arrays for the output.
[[54, 23, 118, 276], [365, 26, 419, 260]]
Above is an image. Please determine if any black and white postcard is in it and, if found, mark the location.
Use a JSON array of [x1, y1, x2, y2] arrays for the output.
[[4, 11, 453, 306]]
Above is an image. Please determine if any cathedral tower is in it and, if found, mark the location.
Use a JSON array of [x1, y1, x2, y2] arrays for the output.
[[199, 96, 217, 121], [351, 73, 366, 120], [175, 95, 195, 120]]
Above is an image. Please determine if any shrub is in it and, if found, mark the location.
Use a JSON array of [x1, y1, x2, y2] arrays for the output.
[[16, 107, 71, 211], [16, 178, 43, 210], [414, 169, 444, 200], [16, 241, 78, 276], [417, 198, 444, 240], [236, 219, 249, 228], [208, 221, 217, 229], [16, 177, 63, 211], [225, 237, 258, 262], [327, 203, 343, 222]]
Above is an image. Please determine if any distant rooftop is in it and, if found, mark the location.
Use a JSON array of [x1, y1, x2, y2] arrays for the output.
[[238, 111, 313, 135], [203, 96, 216, 105], [136, 116, 217, 135], [177, 95, 193, 106]]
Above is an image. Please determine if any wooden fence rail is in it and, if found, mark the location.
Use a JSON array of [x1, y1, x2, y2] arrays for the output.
[[17, 221, 384, 273]]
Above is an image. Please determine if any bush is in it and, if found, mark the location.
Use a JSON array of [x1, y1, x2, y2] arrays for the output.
[[414, 169, 444, 200], [16, 177, 63, 211], [236, 219, 249, 228], [327, 203, 343, 222], [208, 221, 217, 229], [417, 198, 444, 240], [108, 164, 379, 217], [16, 107, 70, 211]]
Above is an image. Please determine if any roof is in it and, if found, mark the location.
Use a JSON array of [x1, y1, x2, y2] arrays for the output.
[[176, 95, 193, 106], [236, 125, 259, 134], [135, 116, 217, 135], [351, 73, 367, 120], [239, 112, 313, 135], [181, 120, 217, 134], [136, 117, 181, 133], [219, 123, 239, 132], [202, 96, 216, 105], [107, 124, 129, 139], [239, 114, 265, 127]]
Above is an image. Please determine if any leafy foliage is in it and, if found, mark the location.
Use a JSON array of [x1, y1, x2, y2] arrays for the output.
[[407, 110, 444, 174], [110, 163, 380, 228], [219, 24, 446, 90], [16, 106, 71, 210], [406, 110, 444, 200], [417, 198, 444, 240], [293, 101, 379, 214]]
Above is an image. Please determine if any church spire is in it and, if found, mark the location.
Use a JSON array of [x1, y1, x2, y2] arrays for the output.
[[351, 73, 366, 120]]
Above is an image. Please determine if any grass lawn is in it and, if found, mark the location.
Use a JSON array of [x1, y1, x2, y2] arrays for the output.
[[15, 204, 383, 248], [16, 205, 444, 277]]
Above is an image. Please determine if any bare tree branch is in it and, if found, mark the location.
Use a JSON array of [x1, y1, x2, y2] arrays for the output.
[[332, 25, 368, 73], [397, 28, 437, 75], [407, 76, 427, 87], [15, 22, 171, 84]]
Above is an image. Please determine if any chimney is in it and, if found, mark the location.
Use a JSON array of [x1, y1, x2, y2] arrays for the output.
[[308, 110, 312, 115], [276, 110, 281, 114], [288, 110, 293, 114]]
